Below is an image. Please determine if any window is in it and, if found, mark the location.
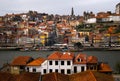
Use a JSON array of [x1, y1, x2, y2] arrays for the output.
[[67, 61, 71, 65], [49, 61, 52, 65], [94, 66, 97, 70], [33, 68, 36, 72], [81, 66, 84, 72], [74, 66, 77, 73], [61, 61, 64, 65], [55, 61, 58, 65], [90, 65, 94, 70], [20, 66, 24, 69], [49, 69, 52, 73], [27, 67, 29, 72], [61, 69, 65, 74], [55, 69, 58, 73], [78, 59, 81, 62], [43, 69, 46, 74], [67, 69, 71, 74]]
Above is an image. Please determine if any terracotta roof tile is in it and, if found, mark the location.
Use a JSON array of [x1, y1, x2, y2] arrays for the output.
[[69, 71, 114, 81], [87, 56, 98, 63], [74, 54, 87, 64], [0, 72, 40, 81], [27, 57, 45, 66], [99, 63, 112, 72], [60, 52, 74, 60], [42, 72, 69, 81], [42, 71, 114, 81], [11, 56, 33, 66], [48, 51, 62, 60], [17, 72, 40, 81]]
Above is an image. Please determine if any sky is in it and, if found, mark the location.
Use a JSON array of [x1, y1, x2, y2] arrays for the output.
[[0, 0, 120, 16]]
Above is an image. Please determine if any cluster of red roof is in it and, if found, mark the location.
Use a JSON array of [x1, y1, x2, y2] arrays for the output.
[[47, 51, 98, 64], [42, 71, 114, 81], [10, 51, 112, 73]]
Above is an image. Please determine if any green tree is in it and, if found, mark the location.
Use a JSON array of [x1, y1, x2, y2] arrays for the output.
[[74, 42, 83, 51]]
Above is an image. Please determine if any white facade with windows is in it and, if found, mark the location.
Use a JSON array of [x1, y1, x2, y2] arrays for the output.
[[73, 64, 86, 73], [46, 60, 73, 74], [26, 52, 87, 75], [109, 15, 120, 22]]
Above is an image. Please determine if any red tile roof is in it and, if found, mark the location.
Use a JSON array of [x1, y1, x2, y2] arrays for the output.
[[60, 52, 74, 60], [11, 56, 33, 66], [27, 57, 45, 66], [87, 56, 98, 63], [74, 54, 87, 64], [98, 63, 112, 72], [69, 71, 114, 81], [48, 52, 74, 60], [42, 72, 69, 81], [48, 51, 63, 60], [42, 71, 114, 81], [0, 72, 40, 81]]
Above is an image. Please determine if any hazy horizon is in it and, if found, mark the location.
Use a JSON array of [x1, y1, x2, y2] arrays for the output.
[[0, 0, 120, 16]]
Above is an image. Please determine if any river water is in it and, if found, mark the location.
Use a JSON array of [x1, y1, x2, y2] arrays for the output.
[[0, 50, 120, 72]]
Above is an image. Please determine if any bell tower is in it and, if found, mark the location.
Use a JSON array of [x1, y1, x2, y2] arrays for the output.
[[71, 7, 74, 16]]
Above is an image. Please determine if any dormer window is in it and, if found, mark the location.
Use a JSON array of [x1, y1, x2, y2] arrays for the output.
[[78, 58, 81, 62], [77, 58, 83, 62]]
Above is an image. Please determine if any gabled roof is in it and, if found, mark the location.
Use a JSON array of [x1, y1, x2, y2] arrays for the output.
[[48, 51, 62, 60], [0, 72, 40, 81], [0, 72, 14, 81], [69, 71, 114, 81], [11, 56, 33, 66], [98, 63, 112, 72], [87, 56, 98, 63], [60, 52, 74, 60], [48, 52, 74, 60], [16, 72, 40, 81], [42, 71, 114, 81], [74, 54, 87, 64], [27, 57, 45, 66], [42, 72, 69, 81]]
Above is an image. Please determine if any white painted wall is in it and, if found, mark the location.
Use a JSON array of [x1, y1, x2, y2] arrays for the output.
[[109, 15, 120, 22], [86, 18, 96, 23], [73, 64, 86, 73], [60, 60, 73, 74], [26, 60, 87, 75]]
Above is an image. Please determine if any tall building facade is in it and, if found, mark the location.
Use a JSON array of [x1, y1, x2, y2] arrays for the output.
[[116, 3, 120, 14]]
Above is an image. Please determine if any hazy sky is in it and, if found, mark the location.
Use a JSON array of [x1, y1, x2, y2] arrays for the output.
[[0, 0, 120, 16]]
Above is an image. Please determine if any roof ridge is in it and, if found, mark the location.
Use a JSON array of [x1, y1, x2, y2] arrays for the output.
[[89, 71, 97, 81]]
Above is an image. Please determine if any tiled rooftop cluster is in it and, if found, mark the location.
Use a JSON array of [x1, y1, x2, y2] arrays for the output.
[[9, 51, 112, 75]]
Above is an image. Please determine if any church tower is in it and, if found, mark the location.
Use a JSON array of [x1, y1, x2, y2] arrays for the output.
[[71, 7, 74, 16]]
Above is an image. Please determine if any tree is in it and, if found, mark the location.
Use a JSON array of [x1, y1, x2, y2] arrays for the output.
[[74, 42, 83, 51]]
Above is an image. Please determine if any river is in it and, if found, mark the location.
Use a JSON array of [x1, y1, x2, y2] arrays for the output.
[[0, 50, 120, 72]]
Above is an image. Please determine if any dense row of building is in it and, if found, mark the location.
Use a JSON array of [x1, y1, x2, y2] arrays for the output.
[[0, 3, 120, 48], [1, 51, 112, 75]]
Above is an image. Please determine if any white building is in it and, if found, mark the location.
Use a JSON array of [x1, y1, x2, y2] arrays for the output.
[[109, 14, 120, 22], [116, 3, 120, 14], [26, 51, 87, 75], [86, 18, 96, 23]]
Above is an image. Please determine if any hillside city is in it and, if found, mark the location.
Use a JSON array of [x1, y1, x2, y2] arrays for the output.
[[0, 2, 120, 81], [0, 3, 120, 51]]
